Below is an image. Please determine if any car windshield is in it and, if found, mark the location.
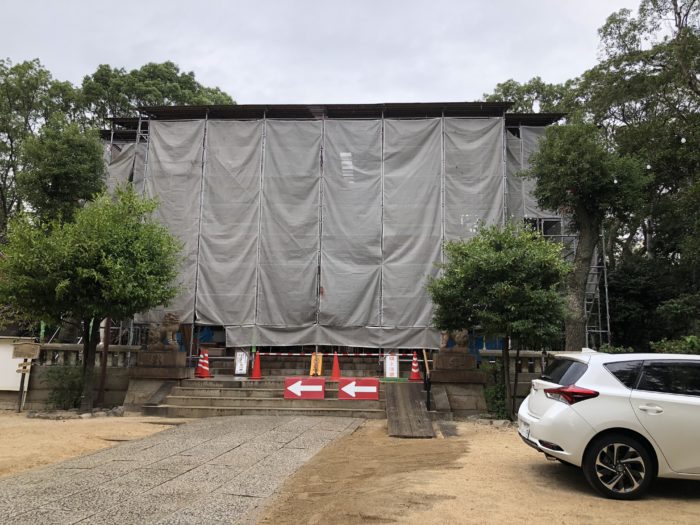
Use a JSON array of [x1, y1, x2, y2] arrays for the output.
[[541, 358, 587, 385]]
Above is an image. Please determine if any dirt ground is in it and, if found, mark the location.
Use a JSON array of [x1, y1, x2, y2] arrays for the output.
[[0, 410, 178, 478], [258, 420, 700, 525]]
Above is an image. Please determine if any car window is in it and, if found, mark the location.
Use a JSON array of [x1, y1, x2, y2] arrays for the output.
[[542, 359, 587, 385], [637, 361, 700, 396], [605, 360, 643, 389]]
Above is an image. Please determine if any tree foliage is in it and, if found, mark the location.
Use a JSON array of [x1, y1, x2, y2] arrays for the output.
[[428, 224, 570, 417], [526, 124, 647, 232], [17, 114, 105, 223], [0, 59, 78, 232], [80, 62, 234, 127], [428, 224, 570, 346], [524, 123, 647, 351], [0, 186, 181, 408], [484, 1, 699, 351], [0, 58, 234, 234], [483, 76, 576, 114]]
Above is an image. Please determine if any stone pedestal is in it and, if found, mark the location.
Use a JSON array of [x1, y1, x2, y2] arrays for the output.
[[130, 350, 188, 379], [431, 345, 487, 417], [431, 347, 485, 384]]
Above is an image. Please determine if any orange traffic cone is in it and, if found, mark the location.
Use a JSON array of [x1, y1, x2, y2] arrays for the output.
[[330, 351, 341, 381], [195, 350, 211, 379], [408, 351, 422, 382], [250, 351, 262, 380]]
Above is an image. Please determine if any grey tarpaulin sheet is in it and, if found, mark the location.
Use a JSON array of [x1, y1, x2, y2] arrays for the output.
[[105, 141, 146, 194], [224, 325, 440, 348], [521, 126, 553, 218], [196, 120, 262, 325], [113, 117, 556, 347], [506, 130, 524, 220], [257, 120, 322, 326], [382, 119, 441, 327], [320, 120, 382, 326], [139, 120, 205, 324], [444, 118, 503, 239]]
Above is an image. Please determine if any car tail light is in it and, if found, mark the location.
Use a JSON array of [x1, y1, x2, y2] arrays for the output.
[[544, 385, 599, 405]]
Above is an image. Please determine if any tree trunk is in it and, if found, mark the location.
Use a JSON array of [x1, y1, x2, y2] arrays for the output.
[[502, 336, 514, 420], [511, 344, 521, 418], [80, 318, 101, 412], [565, 218, 599, 352], [97, 317, 110, 407]]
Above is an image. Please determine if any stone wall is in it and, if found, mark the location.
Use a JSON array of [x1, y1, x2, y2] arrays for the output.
[[0, 366, 130, 410]]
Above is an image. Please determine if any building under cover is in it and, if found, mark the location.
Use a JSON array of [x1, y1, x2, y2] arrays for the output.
[[104, 103, 569, 350]]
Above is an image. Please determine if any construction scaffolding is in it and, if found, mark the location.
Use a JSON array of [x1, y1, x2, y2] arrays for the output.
[[103, 104, 610, 350]]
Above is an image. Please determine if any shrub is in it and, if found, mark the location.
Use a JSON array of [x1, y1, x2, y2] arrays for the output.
[[44, 366, 83, 409], [480, 360, 508, 419], [651, 336, 700, 354], [598, 343, 635, 354]]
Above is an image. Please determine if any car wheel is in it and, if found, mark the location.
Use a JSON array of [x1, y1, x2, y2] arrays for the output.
[[583, 433, 655, 500]]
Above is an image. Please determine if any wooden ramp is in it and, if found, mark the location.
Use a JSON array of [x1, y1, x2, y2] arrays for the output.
[[385, 382, 435, 438]]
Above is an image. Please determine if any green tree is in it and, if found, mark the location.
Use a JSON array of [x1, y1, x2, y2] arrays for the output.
[[80, 62, 234, 127], [0, 186, 181, 410], [17, 114, 105, 223], [0, 59, 77, 233], [483, 76, 577, 114], [428, 224, 570, 418], [524, 123, 647, 352], [579, 1, 700, 347]]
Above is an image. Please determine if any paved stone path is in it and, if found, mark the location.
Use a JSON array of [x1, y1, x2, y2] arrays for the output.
[[0, 416, 363, 525]]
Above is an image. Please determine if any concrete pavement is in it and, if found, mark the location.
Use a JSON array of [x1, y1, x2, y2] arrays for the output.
[[0, 415, 363, 524]]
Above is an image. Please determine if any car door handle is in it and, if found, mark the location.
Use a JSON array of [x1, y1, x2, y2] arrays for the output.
[[638, 404, 664, 414]]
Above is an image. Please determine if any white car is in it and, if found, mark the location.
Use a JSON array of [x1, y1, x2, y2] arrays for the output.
[[518, 350, 700, 499]]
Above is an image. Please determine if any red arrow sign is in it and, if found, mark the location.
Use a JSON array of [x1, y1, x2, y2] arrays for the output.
[[338, 378, 380, 400], [284, 377, 326, 399]]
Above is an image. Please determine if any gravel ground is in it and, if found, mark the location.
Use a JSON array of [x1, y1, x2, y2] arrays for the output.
[[258, 419, 700, 525]]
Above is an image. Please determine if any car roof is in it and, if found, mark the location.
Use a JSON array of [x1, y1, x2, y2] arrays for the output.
[[553, 351, 700, 364]]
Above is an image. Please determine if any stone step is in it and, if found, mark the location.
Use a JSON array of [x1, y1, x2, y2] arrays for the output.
[[229, 368, 381, 377], [213, 357, 382, 365], [143, 405, 386, 419], [214, 362, 381, 371], [170, 385, 386, 398], [163, 395, 384, 410], [180, 378, 398, 389]]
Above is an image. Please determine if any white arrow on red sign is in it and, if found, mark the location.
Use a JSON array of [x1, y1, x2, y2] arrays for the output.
[[288, 380, 322, 397], [284, 377, 326, 399], [338, 378, 380, 400]]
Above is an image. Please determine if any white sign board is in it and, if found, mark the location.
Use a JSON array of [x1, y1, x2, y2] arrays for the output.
[[0, 337, 33, 391], [234, 350, 249, 375], [384, 353, 399, 379]]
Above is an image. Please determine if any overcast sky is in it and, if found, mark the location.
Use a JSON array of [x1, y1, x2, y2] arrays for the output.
[[2, 0, 641, 104]]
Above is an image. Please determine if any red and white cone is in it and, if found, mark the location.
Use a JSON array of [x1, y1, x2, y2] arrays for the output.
[[195, 350, 211, 379], [408, 351, 422, 382], [250, 351, 262, 380], [330, 351, 341, 381]]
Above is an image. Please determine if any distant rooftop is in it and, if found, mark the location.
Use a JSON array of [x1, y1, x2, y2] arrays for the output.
[[101, 103, 564, 141]]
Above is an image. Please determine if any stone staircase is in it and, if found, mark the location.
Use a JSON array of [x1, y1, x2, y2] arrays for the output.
[[140, 353, 429, 419], [143, 378, 386, 419]]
